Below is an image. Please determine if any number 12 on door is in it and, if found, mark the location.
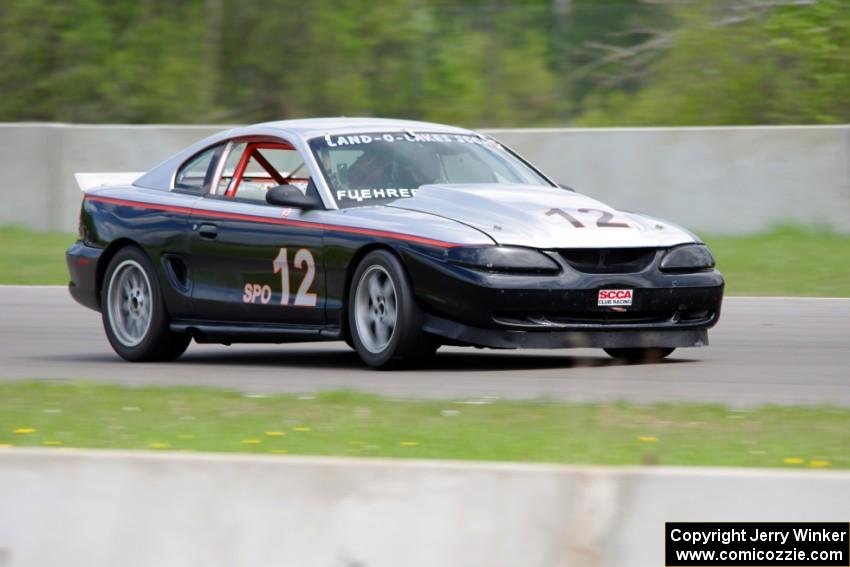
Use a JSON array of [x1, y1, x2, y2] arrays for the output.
[[273, 247, 317, 307]]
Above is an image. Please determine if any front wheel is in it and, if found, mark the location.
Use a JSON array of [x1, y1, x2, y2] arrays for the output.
[[348, 250, 437, 369], [604, 347, 675, 363], [102, 246, 191, 362]]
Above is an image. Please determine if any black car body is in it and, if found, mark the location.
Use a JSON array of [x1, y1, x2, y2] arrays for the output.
[[67, 118, 723, 367]]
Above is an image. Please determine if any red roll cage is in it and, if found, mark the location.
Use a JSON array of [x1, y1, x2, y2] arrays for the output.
[[224, 141, 308, 198]]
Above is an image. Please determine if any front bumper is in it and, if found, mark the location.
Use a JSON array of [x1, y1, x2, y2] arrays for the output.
[[66, 240, 103, 312], [403, 246, 724, 347]]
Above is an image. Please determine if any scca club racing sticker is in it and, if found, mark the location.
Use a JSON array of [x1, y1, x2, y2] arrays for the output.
[[598, 289, 633, 306]]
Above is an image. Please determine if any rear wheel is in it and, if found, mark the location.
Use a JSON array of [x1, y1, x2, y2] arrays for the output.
[[348, 250, 438, 369], [604, 347, 675, 363], [102, 246, 191, 362]]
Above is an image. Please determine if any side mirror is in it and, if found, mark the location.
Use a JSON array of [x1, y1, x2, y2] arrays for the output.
[[266, 184, 322, 209]]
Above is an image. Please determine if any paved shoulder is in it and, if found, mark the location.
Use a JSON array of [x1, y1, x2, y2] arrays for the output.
[[1, 287, 849, 406]]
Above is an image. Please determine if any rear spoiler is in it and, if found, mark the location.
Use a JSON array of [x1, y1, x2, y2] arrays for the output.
[[74, 172, 145, 192]]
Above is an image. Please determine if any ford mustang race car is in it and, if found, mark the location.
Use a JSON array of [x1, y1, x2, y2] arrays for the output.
[[67, 117, 723, 368]]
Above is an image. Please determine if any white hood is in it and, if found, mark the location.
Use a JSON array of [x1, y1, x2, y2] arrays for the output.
[[391, 184, 697, 248]]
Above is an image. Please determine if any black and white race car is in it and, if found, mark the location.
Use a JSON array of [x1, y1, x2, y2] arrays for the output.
[[67, 118, 723, 368]]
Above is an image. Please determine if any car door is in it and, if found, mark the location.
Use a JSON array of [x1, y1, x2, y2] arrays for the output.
[[186, 138, 326, 327]]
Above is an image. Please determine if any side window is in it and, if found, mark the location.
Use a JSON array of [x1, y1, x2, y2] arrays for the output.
[[174, 144, 223, 193], [224, 142, 308, 202]]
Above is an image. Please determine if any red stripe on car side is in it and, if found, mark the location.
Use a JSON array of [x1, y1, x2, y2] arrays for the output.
[[84, 194, 463, 248]]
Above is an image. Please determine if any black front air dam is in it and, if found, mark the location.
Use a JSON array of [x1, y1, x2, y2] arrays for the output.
[[402, 246, 725, 331], [422, 314, 708, 349]]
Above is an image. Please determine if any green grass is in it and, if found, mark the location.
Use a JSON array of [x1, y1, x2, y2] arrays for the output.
[[0, 382, 847, 469], [0, 227, 75, 285], [1, 225, 849, 296], [704, 226, 850, 297]]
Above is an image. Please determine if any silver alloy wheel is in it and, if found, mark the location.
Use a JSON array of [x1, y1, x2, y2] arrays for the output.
[[354, 265, 398, 354], [106, 259, 153, 348]]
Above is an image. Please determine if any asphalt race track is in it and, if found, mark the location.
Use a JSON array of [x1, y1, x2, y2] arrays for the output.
[[2, 287, 848, 407]]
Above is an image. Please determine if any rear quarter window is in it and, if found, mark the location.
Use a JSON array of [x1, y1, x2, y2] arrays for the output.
[[174, 144, 224, 192]]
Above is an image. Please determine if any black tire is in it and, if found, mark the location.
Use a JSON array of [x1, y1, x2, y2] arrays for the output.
[[604, 347, 675, 363], [101, 246, 191, 362], [347, 249, 438, 369]]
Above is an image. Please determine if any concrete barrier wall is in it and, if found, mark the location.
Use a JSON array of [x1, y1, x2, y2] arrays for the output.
[[1, 123, 848, 234], [1, 449, 848, 567], [0, 123, 224, 232], [492, 125, 850, 235]]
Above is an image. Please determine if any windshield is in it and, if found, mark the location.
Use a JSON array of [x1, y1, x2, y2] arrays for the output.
[[309, 131, 553, 208]]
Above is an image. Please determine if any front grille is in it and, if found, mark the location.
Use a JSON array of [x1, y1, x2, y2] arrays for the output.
[[558, 248, 657, 274]]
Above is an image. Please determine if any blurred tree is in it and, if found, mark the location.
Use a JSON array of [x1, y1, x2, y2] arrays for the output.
[[575, 0, 850, 126], [555, 0, 673, 120], [0, 0, 846, 126], [0, 0, 217, 122]]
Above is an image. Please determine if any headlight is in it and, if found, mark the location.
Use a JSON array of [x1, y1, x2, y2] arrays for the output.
[[660, 244, 715, 271], [447, 246, 560, 274]]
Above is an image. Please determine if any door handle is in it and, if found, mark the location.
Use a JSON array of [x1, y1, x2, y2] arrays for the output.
[[195, 223, 218, 239]]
